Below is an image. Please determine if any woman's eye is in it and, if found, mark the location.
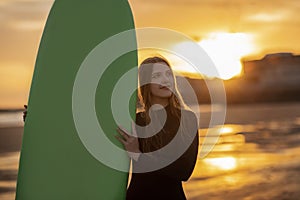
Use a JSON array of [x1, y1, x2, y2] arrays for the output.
[[152, 73, 160, 79], [166, 71, 172, 77]]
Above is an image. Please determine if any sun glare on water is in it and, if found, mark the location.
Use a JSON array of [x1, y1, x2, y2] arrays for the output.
[[204, 157, 237, 170]]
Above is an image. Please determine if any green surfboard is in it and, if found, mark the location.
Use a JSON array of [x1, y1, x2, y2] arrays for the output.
[[16, 0, 137, 199]]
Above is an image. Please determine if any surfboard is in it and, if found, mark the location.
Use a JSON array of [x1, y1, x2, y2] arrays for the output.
[[16, 0, 138, 199]]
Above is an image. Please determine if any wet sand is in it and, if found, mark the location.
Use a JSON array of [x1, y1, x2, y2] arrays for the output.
[[1, 102, 300, 199], [184, 120, 300, 200]]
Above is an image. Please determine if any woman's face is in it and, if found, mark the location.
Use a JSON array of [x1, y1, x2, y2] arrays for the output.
[[150, 62, 174, 100]]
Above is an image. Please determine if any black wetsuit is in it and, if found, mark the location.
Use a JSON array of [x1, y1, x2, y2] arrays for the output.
[[126, 105, 199, 200]]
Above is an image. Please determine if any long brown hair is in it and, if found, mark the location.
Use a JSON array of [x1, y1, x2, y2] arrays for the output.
[[138, 56, 187, 152]]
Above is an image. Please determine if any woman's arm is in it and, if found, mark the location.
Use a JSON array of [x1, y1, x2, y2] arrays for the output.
[[135, 130, 199, 181], [134, 111, 199, 181], [115, 121, 141, 160], [23, 105, 27, 122]]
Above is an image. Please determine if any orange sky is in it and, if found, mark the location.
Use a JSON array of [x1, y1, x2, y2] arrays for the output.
[[1, 0, 300, 109]]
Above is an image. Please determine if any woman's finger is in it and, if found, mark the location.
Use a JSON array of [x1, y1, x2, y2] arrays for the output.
[[116, 128, 130, 140], [115, 135, 127, 145], [118, 125, 131, 135], [117, 126, 130, 138]]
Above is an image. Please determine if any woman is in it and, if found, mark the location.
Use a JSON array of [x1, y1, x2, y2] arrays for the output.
[[23, 56, 199, 199], [116, 56, 199, 200]]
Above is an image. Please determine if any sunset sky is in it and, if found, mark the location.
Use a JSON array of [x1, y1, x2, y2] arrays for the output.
[[1, 0, 300, 109]]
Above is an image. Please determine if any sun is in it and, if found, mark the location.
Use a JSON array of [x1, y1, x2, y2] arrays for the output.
[[170, 32, 256, 80], [198, 32, 256, 79]]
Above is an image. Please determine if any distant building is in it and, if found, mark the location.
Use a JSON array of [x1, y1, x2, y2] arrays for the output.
[[243, 53, 300, 90], [178, 52, 300, 104]]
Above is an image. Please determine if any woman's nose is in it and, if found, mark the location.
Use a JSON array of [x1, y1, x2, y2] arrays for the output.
[[161, 74, 170, 83]]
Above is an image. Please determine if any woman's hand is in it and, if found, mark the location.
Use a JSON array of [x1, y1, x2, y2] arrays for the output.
[[23, 105, 27, 122], [115, 122, 141, 159]]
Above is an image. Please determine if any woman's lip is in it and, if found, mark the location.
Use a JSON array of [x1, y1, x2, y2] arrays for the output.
[[160, 86, 170, 90]]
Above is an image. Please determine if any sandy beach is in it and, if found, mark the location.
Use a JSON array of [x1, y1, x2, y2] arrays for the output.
[[1, 102, 300, 200]]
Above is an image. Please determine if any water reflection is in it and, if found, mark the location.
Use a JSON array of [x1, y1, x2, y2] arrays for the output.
[[199, 124, 246, 137], [199, 124, 247, 155], [204, 157, 237, 170], [183, 117, 300, 200], [219, 126, 235, 135]]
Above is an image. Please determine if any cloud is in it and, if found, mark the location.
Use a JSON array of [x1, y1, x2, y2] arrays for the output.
[[0, 0, 52, 22], [9, 19, 45, 31], [129, 0, 300, 36], [245, 11, 289, 22]]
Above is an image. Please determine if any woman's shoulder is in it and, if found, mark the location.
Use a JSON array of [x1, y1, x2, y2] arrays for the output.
[[180, 107, 195, 114], [179, 107, 197, 118], [179, 108, 198, 127]]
